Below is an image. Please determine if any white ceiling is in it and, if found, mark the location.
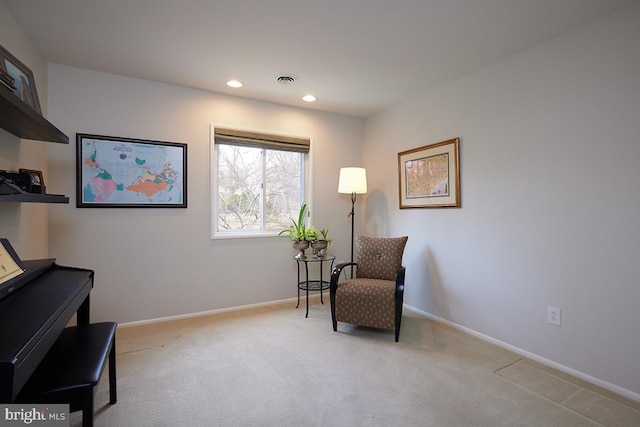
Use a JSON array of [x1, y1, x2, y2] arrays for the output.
[[3, 0, 638, 118]]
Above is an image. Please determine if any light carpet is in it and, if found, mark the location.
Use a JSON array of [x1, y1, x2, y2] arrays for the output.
[[72, 298, 639, 426]]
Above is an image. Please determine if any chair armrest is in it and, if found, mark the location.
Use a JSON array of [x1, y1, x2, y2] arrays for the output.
[[395, 266, 407, 324], [330, 262, 357, 292], [330, 262, 357, 331], [394, 266, 407, 342], [395, 266, 406, 294]]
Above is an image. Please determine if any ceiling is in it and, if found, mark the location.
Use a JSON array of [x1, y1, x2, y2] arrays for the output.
[[3, 0, 638, 118]]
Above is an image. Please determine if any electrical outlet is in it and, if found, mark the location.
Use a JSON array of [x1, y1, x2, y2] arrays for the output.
[[547, 306, 561, 326]]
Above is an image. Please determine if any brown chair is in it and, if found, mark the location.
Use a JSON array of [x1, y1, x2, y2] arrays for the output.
[[330, 235, 408, 342]]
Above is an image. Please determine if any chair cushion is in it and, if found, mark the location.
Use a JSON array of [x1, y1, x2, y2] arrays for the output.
[[336, 278, 396, 330], [355, 235, 408, 280]]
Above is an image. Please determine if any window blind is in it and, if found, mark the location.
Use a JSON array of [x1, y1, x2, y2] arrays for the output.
[[214, 127, 310, 153]]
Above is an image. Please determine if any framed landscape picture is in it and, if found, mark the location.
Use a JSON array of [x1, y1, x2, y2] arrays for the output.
[[76, 134, 187, 208], [398, 138, 460, 209]]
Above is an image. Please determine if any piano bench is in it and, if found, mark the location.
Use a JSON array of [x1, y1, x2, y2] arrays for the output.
[[17, 322, 117, 427]]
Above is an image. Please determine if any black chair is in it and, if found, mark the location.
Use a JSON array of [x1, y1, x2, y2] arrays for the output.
[[17, 322, 117, 427]]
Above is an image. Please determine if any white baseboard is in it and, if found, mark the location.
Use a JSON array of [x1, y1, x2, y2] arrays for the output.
[[119, 296, 301, 328], [404, 305, 640, 403]]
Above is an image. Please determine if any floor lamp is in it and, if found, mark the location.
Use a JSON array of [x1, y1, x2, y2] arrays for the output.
[[338, 167, 367, 278]]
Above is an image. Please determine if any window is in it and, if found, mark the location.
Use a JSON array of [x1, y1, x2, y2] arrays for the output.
[[211, 126, 310, 238]]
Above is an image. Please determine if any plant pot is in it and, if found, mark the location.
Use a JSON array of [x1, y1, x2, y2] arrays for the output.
[[311, 240, 328, 257], [293, 239, 309, 259]]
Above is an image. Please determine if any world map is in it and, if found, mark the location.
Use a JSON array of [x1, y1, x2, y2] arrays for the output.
[[80, 138, 185, 206]]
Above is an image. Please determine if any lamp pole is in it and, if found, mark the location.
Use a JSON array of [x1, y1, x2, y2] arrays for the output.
[[349, 192, 356, 278], [338, 167, 367, 279]]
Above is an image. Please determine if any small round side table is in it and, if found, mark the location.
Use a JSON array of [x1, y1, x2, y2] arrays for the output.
[[294, 255, 336, 318]]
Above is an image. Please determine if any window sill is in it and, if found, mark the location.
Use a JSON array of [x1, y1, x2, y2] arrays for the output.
[[210, 231, 282, 240]]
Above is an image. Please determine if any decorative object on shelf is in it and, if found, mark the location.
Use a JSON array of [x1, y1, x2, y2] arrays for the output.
[[18, 169, 45, 194], [0, 170, 68, 203], [338, 167, 367, 277], [0, 44, 41, 114], [0, 170, 45, 195], [76, 134, 187, 208], [0, 69, 16, 91], [398, 137, 461, 209], [0, 167, 67, 203]]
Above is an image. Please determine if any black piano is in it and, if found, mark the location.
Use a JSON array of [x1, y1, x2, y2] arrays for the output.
[[0, 259, 93, 402]]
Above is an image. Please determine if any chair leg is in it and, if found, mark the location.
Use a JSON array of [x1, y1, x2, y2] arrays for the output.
[[395, 294, 403, 342], [330, 289, 338, 332], [108, 336, 117, 404], [82, 394, 94, 427]]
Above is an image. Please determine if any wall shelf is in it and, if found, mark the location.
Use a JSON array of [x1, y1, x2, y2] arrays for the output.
[[0, 85, 68, 144], [1, 85, 70, 203], [0, 193, 69, 203]]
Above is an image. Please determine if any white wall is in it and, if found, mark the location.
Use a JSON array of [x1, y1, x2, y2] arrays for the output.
[[0, 1, 50, 259], [5, 0, 638, 402], [46, 64, 364, 324], [363, 5, 640, 398]]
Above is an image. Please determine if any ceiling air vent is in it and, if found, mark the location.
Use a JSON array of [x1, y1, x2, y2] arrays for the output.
[[276, 73, 299, 85]]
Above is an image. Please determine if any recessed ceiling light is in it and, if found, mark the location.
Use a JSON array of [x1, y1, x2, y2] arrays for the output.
[[302, 95, 316, 102], [226, 80, 243, 88]]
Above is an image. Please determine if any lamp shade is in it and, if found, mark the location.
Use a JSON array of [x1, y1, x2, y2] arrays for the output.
[[338, 167, 367, 194]]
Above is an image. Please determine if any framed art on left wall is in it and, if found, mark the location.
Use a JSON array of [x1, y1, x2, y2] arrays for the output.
[[76, 133, 187, 208]]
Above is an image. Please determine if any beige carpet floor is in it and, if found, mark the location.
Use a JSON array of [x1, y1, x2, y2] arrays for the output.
[[74, 298, 640, 426]]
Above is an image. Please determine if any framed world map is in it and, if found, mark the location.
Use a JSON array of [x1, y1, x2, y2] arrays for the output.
[[76, 133, 187, 208]]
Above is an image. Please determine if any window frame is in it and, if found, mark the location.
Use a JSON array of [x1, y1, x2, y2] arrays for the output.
[[210, 125, 312, 240]]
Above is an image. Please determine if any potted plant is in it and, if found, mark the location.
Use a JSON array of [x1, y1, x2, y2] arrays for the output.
[[320, 228, 332, 243], [278, 203, 310, 259], [311, 228, 331, 257], [306, 225, 318, 241]]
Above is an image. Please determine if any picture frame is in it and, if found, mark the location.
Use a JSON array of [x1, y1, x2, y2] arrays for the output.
[[0, 44, 41, 114], [398, 137, 461, 209], [18, 168, 44, 186], [18, 168, 46, 194], [76, 133, 187, 208]]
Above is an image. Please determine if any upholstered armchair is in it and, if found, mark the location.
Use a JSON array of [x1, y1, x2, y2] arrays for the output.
[[329, 235, 408, 342]]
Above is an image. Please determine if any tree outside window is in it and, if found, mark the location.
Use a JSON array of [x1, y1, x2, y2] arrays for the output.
[[212, 127, 309, 238]]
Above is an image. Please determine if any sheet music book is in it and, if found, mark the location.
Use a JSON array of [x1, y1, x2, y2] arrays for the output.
[[0, 238, 25, 285]]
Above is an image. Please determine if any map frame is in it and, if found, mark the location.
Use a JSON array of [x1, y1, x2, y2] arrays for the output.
[[76, 133, 187, 208], [397, 138, 460, 209]]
